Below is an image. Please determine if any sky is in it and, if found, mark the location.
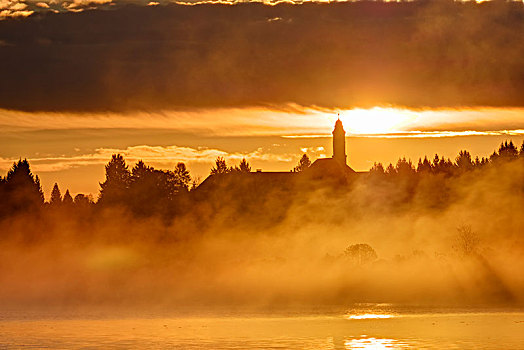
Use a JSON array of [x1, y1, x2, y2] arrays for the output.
[[1, 1, 524, 198], [1, 106, 524, 198]]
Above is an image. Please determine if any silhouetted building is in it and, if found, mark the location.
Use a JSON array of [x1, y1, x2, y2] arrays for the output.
[[333, 118, 346, 166], [197, 119, 361, 194], [306, 118, 357, 181]]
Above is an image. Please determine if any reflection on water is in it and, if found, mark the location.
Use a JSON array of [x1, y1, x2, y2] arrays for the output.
[[0, 306, 523, 349], [344, 337, 408, 349], [345, 303, 398, 321], [346, 314, 394, 320]]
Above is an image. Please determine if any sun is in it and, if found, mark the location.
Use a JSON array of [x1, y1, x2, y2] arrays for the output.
[[339, 107, 418, 135]]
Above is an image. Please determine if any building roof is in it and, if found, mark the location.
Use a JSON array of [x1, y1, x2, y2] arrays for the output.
[[195, 158, 364, 194], [309, 158, 356, 174], [195, 171, 298, 193], [195, 120, 364, 192]]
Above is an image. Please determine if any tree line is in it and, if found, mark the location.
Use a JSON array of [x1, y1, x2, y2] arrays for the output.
[[369, 140, 524, 177], [1, 140, 523, 219]]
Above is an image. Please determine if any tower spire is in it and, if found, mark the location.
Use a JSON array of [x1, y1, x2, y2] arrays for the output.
[[332, 116, 346, 166]]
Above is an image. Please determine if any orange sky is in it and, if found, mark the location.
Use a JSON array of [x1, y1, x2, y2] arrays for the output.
[[1, 106, 523, 199]]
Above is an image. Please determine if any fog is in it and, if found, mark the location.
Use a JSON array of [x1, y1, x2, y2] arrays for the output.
[[1, 157, 523, 313]]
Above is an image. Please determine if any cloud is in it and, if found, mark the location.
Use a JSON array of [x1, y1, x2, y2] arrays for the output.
[[61, 0, 112, 11], [0, 2, 524, 111], [0, 0, 33, 17], [0, 144, 296, 173], [2, 106, 524, 139], [0, 106, 335, 136]]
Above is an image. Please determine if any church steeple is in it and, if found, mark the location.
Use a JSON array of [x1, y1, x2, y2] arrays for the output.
[[332, 117, 346, 166]]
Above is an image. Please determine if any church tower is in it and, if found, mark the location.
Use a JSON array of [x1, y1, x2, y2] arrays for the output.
[[332, 118, 347, 166]]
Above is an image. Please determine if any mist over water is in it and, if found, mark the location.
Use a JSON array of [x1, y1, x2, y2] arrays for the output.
[[1, 150, 524, 349], [1, 157, 523, 310], [2, 1, 524, 348]]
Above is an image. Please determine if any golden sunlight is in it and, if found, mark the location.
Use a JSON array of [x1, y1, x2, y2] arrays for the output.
[[344, 337, 407, 349], [339, 107, 418, 135], [346, 314, 395, 320], [3, 2, 524, 349]]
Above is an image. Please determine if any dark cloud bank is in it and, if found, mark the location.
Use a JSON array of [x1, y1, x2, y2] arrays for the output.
[[1, 1, 524, 112]]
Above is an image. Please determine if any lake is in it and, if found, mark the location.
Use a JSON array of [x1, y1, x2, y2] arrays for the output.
[[1, 305, 523, 349]]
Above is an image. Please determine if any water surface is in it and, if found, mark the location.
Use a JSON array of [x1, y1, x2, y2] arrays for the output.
[[1, 306, 523, 349]]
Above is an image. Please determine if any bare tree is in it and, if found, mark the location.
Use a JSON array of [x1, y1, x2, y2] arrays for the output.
[[453, 225, 480, 257], [344, 243, 378, 265]]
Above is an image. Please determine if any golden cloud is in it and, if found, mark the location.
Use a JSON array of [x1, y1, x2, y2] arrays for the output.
[[0, 144, 296, 173]]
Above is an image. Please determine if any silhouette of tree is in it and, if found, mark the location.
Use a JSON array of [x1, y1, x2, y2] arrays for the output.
[[129, 161, 168, 213], [0, 177, 4, 205], [62, 189, 73, 206], [210, 157, 229, 175], [99, 154, 131, 205], [129, 161, 158, 214], [237, 158, 252, 173], [173, 162, 191, 189], [453, 225, 480, 257], [370, 162, 385, 175], [127, 160, 190, 216], [153, 169, 187, 200], [50, 183, 62, 205], [474, 156, 481, 167], [190, 176, 202, 191], [344, 243, 378, 265], [74, 193, 93, 208], [293, 154, 311, 172], [132, 160, 151, 181], [473, 156, 488, 167], [395, 157, 415, 176], [432, 154, 440, 171], [502, 140, 518, 159], [520, 141, 524, 157], [455, 150, 473, 172], [1, 159, 44, 214], [491, 140, 519, 162], [417, 156, 432, 173], [433, 155, 454, 175], [385, 163, 396, 175]]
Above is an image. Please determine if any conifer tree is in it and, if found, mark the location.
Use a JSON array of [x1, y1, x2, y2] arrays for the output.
[[417, 156, 432, 173], [293, 154, 311, 172], [385, 163, 396, 175], [238, 158, 251, 173], [491, 141, 519, 162], [50, 183, 62, 205], [455, 150, 473, 171], [370, 162, 385, 175], [210, 157, 229, 175], [432, 154, 440, 172], [62, 189, 73, 206], [395, 157, 415, 176], [3, 159, 44, 212], [99, 154, 131, 205]]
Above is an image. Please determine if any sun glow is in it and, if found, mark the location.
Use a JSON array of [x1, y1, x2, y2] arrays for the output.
[[346, 314, 395, 320], [344, 337, 407, 349], [339, 107, 418, 135]]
